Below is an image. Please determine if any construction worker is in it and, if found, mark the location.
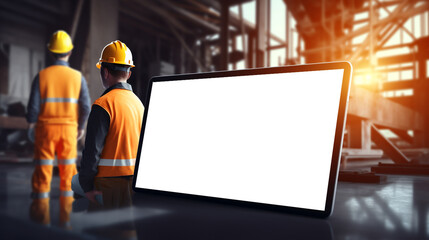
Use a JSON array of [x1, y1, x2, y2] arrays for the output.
[[27, 30, 91, 226], [78, 40, 144, 210]]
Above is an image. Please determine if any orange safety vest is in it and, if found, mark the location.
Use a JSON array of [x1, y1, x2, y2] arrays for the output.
[[93, 88, 144, 177], [38, 65, 81, 126]]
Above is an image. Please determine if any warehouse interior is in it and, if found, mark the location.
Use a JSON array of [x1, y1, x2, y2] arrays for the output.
[[0, 0, 429, 239]]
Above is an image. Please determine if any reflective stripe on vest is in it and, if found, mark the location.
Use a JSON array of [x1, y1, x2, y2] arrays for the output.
[[38, 65, 81, 125], [41, 97, 78, 104], [31, 192, 50, 199], [99, 158, 136, 167], [94, 88, 144, 177], [60, 190, 74, 197], [34, 159, 54, 166], [58, 158, 76, 165]]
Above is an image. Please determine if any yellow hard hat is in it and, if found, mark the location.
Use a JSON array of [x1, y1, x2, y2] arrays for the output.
[[96, 40, 135, 69], [47, 30, 74, 53]]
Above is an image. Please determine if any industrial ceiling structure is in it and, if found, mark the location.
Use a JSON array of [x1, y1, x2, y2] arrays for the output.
[[1, 0, 429, 169], [284, 0, 429, 164]]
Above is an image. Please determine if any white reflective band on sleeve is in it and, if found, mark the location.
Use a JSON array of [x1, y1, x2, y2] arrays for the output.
[[98, 158, 136, 167], [34, 159, 54, 166], [60, 190, 74, 197], [31, 192, 50, 199], [58, 158, 76, 165], [41, 98, 78, 104]]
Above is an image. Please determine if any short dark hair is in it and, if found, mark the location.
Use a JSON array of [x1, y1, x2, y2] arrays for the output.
[[101, 62, 130, 79]]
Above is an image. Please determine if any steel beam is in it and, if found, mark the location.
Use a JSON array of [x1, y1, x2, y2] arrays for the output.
[[219, 0, 229, 70], [414, 38, 429, 147], [382, 80, 421, 91], [238, 4, 247, 67], [297, 0, 429, 63], [348, 86, 423, 131], [255, 0, 267, 67], [120, 10, 172, 40], [70, 0, 84, 40], [247, 32, 254, 68], [390, 128, 414, 144], [347, 117, 372, 150], [341, 1, 428, 44], [356, 52, 429, 68], [158, 0, 219, 33], [375, 0, 416, 43], [185, 0, 286, 45], [168, 24, 205, 72], [371, 124, 410, 164], [349, 0, 413, 62], [130, 0, 191, 34]]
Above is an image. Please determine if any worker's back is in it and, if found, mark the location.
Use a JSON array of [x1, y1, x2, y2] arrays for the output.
[[38, 64, 82, 125], [94, 88, 144, 177], [28, 30, 91, 227]]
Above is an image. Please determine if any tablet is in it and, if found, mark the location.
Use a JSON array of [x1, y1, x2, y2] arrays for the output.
[[133, 62, 352, 218]]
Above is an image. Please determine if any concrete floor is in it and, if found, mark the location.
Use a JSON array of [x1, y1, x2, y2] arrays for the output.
[[0, 162, 428, 240]]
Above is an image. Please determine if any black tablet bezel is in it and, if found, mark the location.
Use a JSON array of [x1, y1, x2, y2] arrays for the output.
[[133, 62, 352, 218]]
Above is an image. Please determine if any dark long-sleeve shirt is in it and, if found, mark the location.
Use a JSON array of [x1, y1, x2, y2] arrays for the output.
[[26, 60, 91, 129], [79, 82, 133, 192]]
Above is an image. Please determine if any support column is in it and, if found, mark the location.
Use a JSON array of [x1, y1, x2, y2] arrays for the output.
[[247, 32, 254, 68], [266, 0, 270, 67], [135, 42, 142, 99], [174, 42, 185, 74], [87, 0, 119, 102], [149, 37, 161, 77], [414, 38, 429, 147], [285, 8, 290, 64], [232, 37, 236, 70], [256, 0, 267, 67], [348, 117, 372, 150], [219, 1, 229, 70], [200, 40, 207, 71], [189, 38, 197, 73]]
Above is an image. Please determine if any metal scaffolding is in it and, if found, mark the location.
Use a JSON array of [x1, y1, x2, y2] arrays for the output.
[[284, 0, 429, 164]]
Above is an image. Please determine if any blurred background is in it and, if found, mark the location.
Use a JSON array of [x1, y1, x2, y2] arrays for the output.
[[1, 1, 429, 239], [1, 0, 428, 170]]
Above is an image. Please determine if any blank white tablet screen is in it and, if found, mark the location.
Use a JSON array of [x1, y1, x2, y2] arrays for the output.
[[136, 69, 344, 211]]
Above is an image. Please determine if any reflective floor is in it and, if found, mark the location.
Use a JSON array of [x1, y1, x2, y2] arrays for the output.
[[0, 162, 428, 240]]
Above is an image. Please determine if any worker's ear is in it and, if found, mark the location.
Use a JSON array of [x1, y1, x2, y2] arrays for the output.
[[101, 67, 109, 79], [126, 71, 132, 80]]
